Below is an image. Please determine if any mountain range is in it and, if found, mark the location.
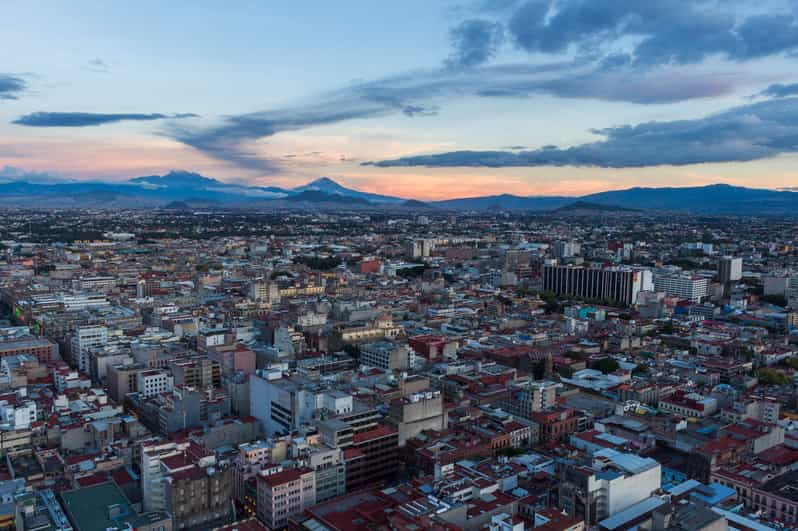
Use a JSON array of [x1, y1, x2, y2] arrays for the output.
[[0, 170, 796, 215]]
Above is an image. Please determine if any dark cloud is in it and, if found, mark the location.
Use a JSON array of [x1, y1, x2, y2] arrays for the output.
[[166, 61, 736, 172], [167, 0, 797, 174], [759, 82, 798, 98], [461, 0, 798, 67], [164, 64, 565, 172], [0, 74, 26, 100], [12, 111, 199, 127], [735, 14, 798, 59], [401, 104, 439, 117], [365, 97, 798, 168], [446, 19, 505, 68], [165, 100, 390, 173], [494, 67, 736, 104]]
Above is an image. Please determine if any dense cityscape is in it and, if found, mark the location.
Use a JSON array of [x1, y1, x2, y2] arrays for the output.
[[0, 205, 793, 530], [8, 0, 798, 529]]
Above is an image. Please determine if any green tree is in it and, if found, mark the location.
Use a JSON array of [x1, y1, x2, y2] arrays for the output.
[[757, 368, 791, 386], [293, 255, 341, 270], [557, 365, 574, 378], [593, 357, 620, 374]]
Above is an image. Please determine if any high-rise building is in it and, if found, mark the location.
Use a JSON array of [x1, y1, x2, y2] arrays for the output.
[[718, 256, 743, 283], [543, 265, 652, 306], [554, 241, 581, 259], [653, 274, 708, 302], [70, 325, 108, 373]]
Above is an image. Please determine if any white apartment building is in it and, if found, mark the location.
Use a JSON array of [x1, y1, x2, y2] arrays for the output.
[[653, 274, 708, 302], [60, 293, 110, 311], [0, 390, 37, 430], [71, 325, 108, 373], [560, 449, 661, 524], [136, 369, 174, 398]]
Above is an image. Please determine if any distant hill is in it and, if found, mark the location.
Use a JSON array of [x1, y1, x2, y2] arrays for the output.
[[431, 194, 572, 211], [431, 184, 798, 215], [284, 190, 371, 205], [554, 201, 641, 213], [402, 199, 435, 209], [163, 201, 191, 210], [292, 177, 403, 204], [578, 183, 798, 214], [1, 171, 797, 215]]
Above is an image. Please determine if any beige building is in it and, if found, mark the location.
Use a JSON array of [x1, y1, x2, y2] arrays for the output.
[[386, 390, 447, 446], [257, 467, 316, 529]]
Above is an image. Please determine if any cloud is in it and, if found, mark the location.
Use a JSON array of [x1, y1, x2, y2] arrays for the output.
[[456, 0, 798, 68], [0, 166, 64, 183], [164, 1, 798, 174], [12, 111, 199, 127], [486, 65, 736, 104], [165, 99, 395, 173], [0, 74, 26, 100], [87, 58, 111, 73], [166, 60, 734, 172], [759, 82, 798, 98], [446, 19, 505, 68], [365, 97, 798, 168]]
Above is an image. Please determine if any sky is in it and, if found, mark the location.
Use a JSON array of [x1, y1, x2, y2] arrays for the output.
[[3, 0, 798, 199]]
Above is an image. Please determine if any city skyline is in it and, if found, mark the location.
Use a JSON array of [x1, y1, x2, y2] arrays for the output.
[[3, 1, 798, 199]]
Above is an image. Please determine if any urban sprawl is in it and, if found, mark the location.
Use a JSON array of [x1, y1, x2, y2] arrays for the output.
[[0, 208, 796, 531]]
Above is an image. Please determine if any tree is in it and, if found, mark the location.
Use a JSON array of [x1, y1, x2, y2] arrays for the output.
[[342, 344, 361, 359], [632, 363, 649, 375], [530, 359, 546, 380], [760, 294, 788, 307], [557, 365, 574, 378], [398, 265, 426, 279], [293, 255, 341, 270], [565, 350, 587, 361], [757, 368, 791, 386], [593, 357, 620, 374], [539, 290, 560, 314]]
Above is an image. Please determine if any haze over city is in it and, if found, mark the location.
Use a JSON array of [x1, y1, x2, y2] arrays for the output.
[[3, 1, 798, 199]]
